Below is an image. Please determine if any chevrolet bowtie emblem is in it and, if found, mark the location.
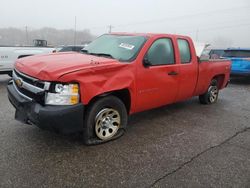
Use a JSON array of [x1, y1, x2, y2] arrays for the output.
[[15, 78, 23, 88]]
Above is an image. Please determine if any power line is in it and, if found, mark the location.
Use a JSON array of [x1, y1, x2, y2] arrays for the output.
[[198, 22, 250, 32], [115, 6, 250, 28], [171, 17, 250, 31], [173, 22, 250, 40], [88, 5, 250, 31]]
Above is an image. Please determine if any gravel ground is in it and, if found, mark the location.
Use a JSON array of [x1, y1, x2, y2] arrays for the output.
[[0, 75, 250, 188]]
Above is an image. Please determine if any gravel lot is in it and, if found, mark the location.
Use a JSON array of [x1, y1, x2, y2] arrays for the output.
[[0, 75, 250, 188]]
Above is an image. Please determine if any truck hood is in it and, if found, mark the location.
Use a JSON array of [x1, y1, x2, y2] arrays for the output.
[[15, 52, 121, 80]]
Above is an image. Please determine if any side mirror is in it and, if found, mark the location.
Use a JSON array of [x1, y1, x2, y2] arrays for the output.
[[143, 57, 151, 67]]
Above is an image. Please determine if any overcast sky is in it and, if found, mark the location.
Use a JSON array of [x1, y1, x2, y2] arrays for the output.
[[1, 0, 250, 47]]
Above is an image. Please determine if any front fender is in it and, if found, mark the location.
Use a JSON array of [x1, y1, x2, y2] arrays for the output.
[[58, 63, 136, 111]]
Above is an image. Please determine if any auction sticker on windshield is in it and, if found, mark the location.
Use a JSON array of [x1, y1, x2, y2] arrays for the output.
[[119, 43, 135, 50]]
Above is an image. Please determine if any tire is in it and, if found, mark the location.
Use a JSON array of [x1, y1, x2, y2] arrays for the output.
[[199, 79, 219, 105], [83, 95, 128, 145]]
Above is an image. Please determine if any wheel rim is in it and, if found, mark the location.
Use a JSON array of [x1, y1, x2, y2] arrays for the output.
[[95, 108, 121, 140], [209, 86, 218, 103]]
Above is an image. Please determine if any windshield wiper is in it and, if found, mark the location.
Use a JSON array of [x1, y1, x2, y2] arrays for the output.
[[81, 50, 115, 59], [89, 52, 115, 59]]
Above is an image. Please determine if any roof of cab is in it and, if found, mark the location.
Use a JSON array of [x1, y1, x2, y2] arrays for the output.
[[110, 32, 190, 39]]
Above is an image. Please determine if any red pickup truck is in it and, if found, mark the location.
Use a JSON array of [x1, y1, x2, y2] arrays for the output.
[[7, 33, 231, 145]]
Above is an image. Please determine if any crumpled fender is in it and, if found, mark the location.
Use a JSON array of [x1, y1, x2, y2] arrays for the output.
[[59, 63, 136, 112]]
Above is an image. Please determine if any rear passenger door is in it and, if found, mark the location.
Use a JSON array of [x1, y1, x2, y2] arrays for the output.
[[175, 38, 198, 101], [136, 38, 180, 112]]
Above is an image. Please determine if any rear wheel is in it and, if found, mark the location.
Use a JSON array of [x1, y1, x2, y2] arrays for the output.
[[83, 95, 128, 145], [199, 79, 219, 104]]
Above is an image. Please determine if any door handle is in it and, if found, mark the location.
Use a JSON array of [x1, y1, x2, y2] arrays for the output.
[[168, 71, 178, 76]]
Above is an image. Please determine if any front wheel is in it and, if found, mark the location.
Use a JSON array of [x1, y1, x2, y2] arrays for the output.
[[83, 95, 128, 145], [199, 79, 219, 105]]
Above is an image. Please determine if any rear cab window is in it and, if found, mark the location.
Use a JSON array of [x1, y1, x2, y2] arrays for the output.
[[177, 39, 191, 64]]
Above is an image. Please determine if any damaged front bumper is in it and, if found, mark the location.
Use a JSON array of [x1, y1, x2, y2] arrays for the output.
[[7, 81, 84, 134]]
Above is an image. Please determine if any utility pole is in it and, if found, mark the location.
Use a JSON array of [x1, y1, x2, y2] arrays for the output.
[[25, 26, 29, 45], [108, 25, 114, 33], [74, 16, 77, 45]]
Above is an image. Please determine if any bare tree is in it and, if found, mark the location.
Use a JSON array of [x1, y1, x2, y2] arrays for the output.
[[0, 27, 96, 46]]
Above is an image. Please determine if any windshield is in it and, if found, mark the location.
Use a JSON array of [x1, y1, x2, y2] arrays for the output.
[[223, 50, 250, 58], [82, 34, 147, 62]]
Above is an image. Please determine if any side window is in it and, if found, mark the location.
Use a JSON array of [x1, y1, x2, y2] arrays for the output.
[[146, 38, 175, 66], [177, 39, 191, 64]]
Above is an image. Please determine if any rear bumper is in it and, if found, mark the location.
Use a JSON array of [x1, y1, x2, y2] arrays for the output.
[[7, 82, 84, 134]]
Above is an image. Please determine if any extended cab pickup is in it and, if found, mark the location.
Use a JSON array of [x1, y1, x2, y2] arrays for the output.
[[7, 33, 231, 145]]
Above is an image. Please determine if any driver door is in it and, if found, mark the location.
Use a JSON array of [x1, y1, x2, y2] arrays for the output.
[[136, 38, 180, 112]]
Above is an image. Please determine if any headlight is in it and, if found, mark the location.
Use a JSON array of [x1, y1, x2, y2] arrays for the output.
[[45, 83, 79, 105]]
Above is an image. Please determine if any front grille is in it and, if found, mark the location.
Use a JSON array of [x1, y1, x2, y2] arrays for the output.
[[12, 69, 50, 103], [14, 70, 45, 89]]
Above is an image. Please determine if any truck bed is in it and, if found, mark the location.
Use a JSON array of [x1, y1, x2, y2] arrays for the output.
[[194, 60, 231, 96]]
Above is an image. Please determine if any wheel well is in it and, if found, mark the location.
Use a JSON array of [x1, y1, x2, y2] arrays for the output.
[[87, 89, 131, 114], [212, 75, 225, 89]]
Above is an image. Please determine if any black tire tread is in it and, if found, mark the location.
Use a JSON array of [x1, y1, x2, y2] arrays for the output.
[[199, 79, 218, 105]]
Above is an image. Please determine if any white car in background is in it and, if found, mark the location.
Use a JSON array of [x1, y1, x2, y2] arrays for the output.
[[0, 39, 55, 76]]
